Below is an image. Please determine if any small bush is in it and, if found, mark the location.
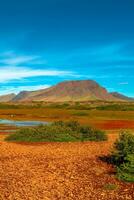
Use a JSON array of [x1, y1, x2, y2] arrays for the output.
[[112, 131, 134, 165], [90, 129, 107, 141], [5, 120, 107, 142], [54, 121, 107, 141], [5, 125, 80, 142], [111, 131, 134, 182]]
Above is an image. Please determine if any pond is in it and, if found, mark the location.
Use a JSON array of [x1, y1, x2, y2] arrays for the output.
[[0, 119, 48, 127]]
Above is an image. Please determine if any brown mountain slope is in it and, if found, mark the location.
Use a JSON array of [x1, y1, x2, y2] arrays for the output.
[[12, 80, 118, 102], [0, 93, 16, 102], [110, 92, 134, 101]]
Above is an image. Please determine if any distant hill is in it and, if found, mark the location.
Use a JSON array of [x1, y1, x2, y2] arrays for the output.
[[110, 92, 134, 101], [12, 80, 118, 102], [0, 80, 133, 102], [0, 93, 16, 102]]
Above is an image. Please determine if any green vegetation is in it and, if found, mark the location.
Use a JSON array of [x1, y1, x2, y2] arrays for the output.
[[111, 131, 134, 182], [72, 111, 89, 116], [0, 103, 21, 109], [112, 131, 134, 165], [103, 183, 118, 190], [0, 103, 40, 109], [117, 154, 134, 182], [96, 104, 134, 111], [5, 121, 107, 142], [0, 102, 134, 111]]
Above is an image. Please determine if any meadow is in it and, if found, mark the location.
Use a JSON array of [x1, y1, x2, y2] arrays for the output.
[[0, 101, 134, 131]]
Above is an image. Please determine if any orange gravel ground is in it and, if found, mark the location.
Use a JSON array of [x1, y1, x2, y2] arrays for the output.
[[0, 134, 134, 200]]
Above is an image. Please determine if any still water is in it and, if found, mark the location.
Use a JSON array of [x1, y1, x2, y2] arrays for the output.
[[0, 119, 48, 127]]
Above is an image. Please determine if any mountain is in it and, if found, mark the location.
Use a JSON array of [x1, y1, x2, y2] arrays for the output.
[[12, 91, 30, 101], [110, 92, 134, 101], [0, 93, 16, 102], [0, 80, 133, 102], [12, 80, 118, 102]]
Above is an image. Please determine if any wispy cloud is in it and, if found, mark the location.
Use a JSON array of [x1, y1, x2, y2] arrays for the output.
[[0, 51, 41, 65], [1, 55, 39, 65], [0, 51, 79, 83], [118, 82, 129, 85], [0, 66, 77, 82]]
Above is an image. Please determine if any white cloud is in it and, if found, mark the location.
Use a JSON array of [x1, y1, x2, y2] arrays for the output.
[[118, 82, 128, 85], [0, 66, 76, 83], [0, 51, 78, 82], [0, 51, 41, 65], [1, 55, 39, 65]]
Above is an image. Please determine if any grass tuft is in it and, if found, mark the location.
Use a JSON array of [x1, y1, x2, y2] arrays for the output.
[[103, 183, 118, 190]]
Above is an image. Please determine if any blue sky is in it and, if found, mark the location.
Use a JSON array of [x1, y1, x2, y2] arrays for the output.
[[0, 0, 134, 96]]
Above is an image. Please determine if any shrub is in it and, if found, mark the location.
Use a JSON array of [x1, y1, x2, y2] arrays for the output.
[[5, 124, 80, 142], [65, 121, 81, 131], [54, 121, 107, 141], [89, 129, 107, 141], [80, 126, 107, 141], [112, 131, 134, 165], [117, 154, 134, 182], [5, 120, 107, 142], [111, 131, 134, 182]]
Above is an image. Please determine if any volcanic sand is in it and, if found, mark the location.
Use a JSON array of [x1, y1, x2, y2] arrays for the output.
[[0, 134, 134, 200]]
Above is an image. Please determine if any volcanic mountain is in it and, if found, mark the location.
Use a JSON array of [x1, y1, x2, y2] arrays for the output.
[[12, 80, 118, 102], [0, 80, 132, 102]]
